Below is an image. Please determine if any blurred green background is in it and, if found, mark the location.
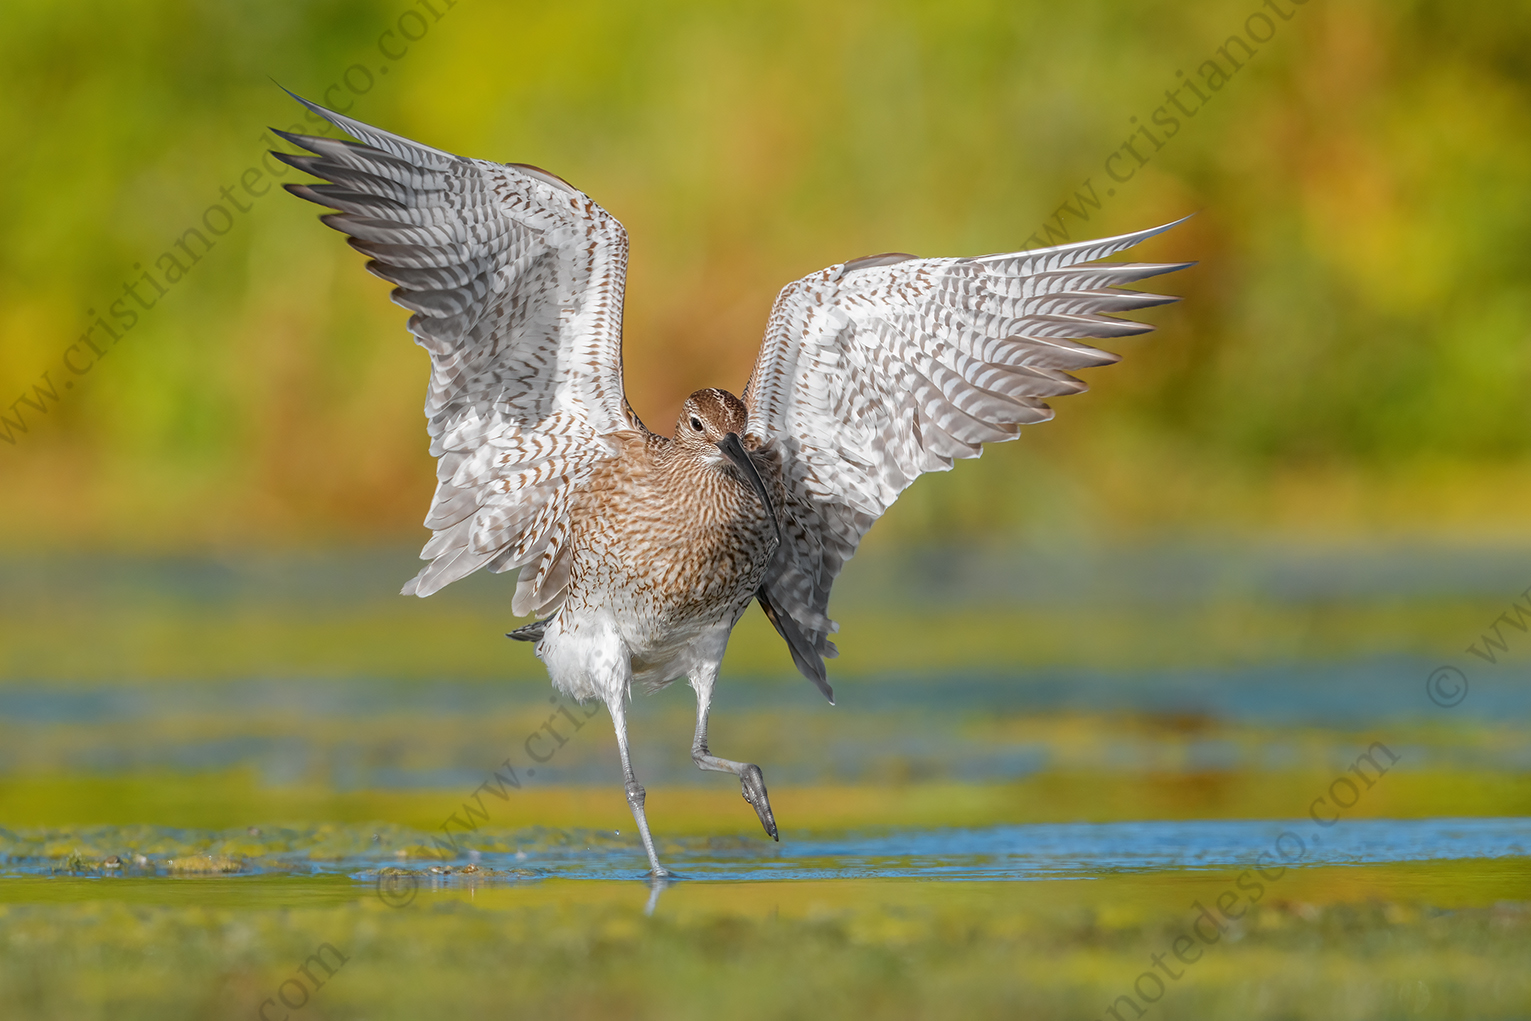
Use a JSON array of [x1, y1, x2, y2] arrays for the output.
[[3, 0, 1530, 550], [3, 3, 1531, 1019]]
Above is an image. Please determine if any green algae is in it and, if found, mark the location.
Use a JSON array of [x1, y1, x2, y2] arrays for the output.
[[2, 866, 1529, 1020]]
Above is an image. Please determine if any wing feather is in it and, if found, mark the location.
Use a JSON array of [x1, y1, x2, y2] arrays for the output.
[[275, 93, 638, 612], [745, 219, 1192, 685]]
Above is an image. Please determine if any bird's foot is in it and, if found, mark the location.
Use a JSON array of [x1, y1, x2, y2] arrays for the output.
[[739, 764, 778, 841]]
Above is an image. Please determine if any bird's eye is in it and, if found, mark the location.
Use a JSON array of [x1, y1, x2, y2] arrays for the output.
[[690, 417, 703, 432]]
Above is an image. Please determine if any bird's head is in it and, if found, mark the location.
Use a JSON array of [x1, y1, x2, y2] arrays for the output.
[[674, 389, 780, 539], [675, 388, 749, 452]]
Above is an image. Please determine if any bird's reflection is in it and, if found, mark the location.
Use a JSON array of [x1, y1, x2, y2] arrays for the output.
[[643, 873, 676, 916]]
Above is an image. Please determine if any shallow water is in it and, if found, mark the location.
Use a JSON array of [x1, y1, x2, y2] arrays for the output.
[[2, 549, 1529, 1019], [5, 818, 1530, 887]]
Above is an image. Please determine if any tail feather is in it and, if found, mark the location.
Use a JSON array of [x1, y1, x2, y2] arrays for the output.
[[506, 617, 550, 643], [757, 587, 834, 704]]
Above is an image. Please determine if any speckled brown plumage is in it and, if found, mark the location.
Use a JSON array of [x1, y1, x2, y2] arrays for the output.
[[555, 390, 780, 695]]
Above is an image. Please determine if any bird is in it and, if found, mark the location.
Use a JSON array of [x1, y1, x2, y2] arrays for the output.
[[272, 92, 1190, 877]]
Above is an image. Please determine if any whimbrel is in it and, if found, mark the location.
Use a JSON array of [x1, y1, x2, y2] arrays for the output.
[[274, 94, 1190, 876]]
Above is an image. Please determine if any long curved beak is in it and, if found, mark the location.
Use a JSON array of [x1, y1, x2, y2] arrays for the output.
[[718, 432, 784, 547]]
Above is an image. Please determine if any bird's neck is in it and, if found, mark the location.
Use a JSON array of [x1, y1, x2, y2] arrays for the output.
[[647, 439, 753, 519]]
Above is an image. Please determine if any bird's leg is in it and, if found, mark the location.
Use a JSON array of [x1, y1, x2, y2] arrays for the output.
[[605, 695, 670, 878], [689, 665, 779, 841]]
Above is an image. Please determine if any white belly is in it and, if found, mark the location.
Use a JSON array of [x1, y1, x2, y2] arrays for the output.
[[534, 599, 740, 703]]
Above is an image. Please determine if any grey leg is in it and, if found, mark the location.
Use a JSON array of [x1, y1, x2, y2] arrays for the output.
[[689, 665, 778, 840], [606, 695, 670, 878]]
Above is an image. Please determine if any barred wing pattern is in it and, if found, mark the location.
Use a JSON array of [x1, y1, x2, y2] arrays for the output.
[[275, 95, 638, 614], [745, 221, 1191, 680]]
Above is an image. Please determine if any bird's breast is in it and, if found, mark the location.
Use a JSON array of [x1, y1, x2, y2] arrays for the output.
[[566, 453, 778, 632]]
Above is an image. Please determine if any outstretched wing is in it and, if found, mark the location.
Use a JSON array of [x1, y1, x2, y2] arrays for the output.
[[274, 93, 640, 615], [744, 220, 1192, 687]]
